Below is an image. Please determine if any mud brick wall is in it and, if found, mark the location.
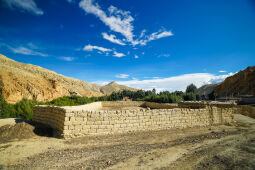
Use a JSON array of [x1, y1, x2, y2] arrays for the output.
[[33, 101, 234, 139]]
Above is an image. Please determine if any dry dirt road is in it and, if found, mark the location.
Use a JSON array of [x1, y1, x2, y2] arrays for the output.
[[0, 113, 255, 170]]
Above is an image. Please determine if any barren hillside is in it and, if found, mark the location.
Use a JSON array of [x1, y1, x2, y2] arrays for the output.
[[197, 84, 218, 96], [100, 81, 137, 95], [213, 66, 255, 97], [0, 54, 136, 103]]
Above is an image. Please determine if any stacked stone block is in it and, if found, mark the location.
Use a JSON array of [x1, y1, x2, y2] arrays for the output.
[[33, 101, 234, 139]]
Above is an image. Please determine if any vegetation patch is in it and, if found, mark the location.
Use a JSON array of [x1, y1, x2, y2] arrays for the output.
[[0, 84, 204, 120]]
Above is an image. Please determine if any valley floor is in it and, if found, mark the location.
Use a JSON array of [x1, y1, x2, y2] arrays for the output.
[[0, 113, 255, 170]]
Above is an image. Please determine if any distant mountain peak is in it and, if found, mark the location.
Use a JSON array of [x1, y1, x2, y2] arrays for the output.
[[108, 81, 117, 85]]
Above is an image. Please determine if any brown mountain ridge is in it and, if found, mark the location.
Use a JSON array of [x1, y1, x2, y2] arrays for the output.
[[0, 54, 137, 103], [213, 66, 255, 97]]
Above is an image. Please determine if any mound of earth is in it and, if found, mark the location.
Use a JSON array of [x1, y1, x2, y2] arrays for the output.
[[0, 122, 53, 143], [0, 122, 36, 142]]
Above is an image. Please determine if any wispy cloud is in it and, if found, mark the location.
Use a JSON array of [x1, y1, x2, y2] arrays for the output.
[[79, 0, 173, 46], [83, 44, 125, 58], [83, 44, 112, 52], [116, 74, 129, 78], [113, 51, 125, 58], [219, 70, 227, 73], [158, 53, 170, 58], [58, 57, 75, 61], [102, 33, 126, 45], [133, 30, 173, 46], [27, 43, 39, 49], [134, 55, 139, 59], [113, 72, 234, 92], [2, 0, 44, 15], [10, 46, 48, 57]]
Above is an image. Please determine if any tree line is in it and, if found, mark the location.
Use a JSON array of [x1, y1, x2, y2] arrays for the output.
[[0, 83, 216, 120]]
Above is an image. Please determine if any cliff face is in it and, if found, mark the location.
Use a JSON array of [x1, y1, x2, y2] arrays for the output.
[[0, 54, 136, 103], [213, 66, 255, 97]]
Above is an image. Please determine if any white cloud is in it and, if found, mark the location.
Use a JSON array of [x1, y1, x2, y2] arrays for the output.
[[134, 55, 139, 59], [79, 0, 134, 42], [158, 53, 170, 58], [83, 44, 112, 52], [58, 57, 75, 61], [102, 32, 126, 45], [113, 72, 234, 92], [66, 0, 74, 3], [134, 30, 173, 46], [10, 46, 47, 57], [83, 44, 125, 58], [219, 70, 227, 73], [116, 74, 129, 78], [113, 51, 125, 58], [139, 29, 146, 38], [2, 0, 44, 15], [79, 0, 173, 46]]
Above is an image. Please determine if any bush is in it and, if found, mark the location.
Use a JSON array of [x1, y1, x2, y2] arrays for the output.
[[47, 96, 92, 106]]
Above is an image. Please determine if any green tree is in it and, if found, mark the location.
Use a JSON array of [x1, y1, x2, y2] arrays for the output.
[[0, 93, 16, 118], [186, 84, 197, 94], [183, 92, 196, 101]]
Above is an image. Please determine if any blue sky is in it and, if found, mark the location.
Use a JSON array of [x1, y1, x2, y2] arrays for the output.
[[0, 0, 255, 91]]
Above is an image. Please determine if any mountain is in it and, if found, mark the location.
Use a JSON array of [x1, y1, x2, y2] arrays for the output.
[[213, 66, 255, 97], [197, 84, 218, 96], [0, 54, 136, 103], [100, 81, 137, 95]]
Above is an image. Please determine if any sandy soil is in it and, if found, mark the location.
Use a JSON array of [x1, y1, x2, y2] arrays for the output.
[[0, 114, 255, 170]]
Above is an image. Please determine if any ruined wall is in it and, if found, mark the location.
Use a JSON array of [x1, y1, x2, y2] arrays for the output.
[[234, 105, 255, 119], [33, 101, 234, 139]]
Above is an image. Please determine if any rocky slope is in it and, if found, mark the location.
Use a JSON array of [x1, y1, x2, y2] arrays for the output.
[[100, 81, 137, 95], [213, 66, 255, 97], [0, 54, 136, 103], [197, 84, 218, 96]]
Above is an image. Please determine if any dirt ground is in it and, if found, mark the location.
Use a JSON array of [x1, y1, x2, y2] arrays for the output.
[[0, 113, 255, 170]]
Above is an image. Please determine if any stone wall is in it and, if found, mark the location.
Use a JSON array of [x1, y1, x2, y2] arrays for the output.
[[234, 105, 255, 119], [102, 101, 144, 107], [33, 101, 234, 139]]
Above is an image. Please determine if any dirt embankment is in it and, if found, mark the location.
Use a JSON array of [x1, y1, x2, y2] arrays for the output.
[[0, 113, 255, 170]]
